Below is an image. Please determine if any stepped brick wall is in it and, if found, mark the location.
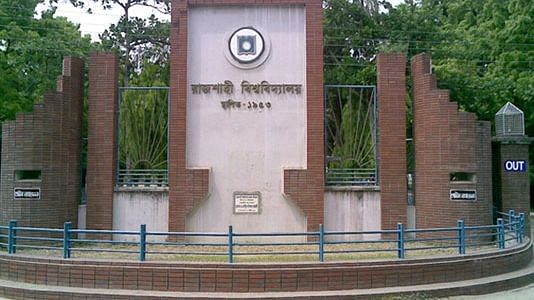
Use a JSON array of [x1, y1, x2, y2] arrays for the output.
[[0, 57, 84, 228], [412, 53, 492, 228]]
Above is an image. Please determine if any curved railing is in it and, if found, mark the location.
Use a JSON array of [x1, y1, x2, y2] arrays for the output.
[[0, 211, 527, 263]]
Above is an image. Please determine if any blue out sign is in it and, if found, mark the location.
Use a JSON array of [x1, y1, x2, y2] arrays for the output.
[[504, 160, 527, 172]]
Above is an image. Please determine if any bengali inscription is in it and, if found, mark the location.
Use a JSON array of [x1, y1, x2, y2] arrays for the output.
[[191, 80, 302, 95], [234, 192, 261, 214], [191, 80, 302, 111], [220, 99, 271, 110], [240, 80, 302, 95], [191, 80, 234, 95], [450, 189, 477, 201], [14, 188, 40, 200]]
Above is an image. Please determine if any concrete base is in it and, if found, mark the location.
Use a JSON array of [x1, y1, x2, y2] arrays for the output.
[[112, 188, 168, 242], [324, 186, 381, 241], [77, 204, 86, 239], [407, 205, 416, 239], [0, 241, 531, 299]]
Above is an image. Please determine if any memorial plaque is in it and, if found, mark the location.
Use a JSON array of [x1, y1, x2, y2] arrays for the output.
[[14, 188, 41, 200], [233, 192, 261, 214], [450, 189, 476, 201]]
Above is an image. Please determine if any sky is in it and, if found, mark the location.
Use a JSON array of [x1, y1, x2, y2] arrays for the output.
[[36, 1, 169, 41], [36, 0, 404, 41]]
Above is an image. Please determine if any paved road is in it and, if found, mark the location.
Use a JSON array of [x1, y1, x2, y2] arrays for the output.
[[445, 283, 534, 300]]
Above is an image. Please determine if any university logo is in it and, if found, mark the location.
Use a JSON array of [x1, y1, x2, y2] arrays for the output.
[[228, 27, 266, 65]]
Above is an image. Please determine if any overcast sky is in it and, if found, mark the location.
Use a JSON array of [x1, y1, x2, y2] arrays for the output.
[[36, 0, 404, 41]]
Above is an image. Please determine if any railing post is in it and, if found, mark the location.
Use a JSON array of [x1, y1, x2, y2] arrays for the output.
[[140, 224, 146, 262], [514, 214, 520, 243], [397, 223, 405, 259], [497, 218, 505, 249], [457, 220, 465, 255], [508, 210, 514, 232], [8, 220, 17, 254], [519, 213, 526, 243], [228, 225, 233, 264], [319, 224, 324, 262], [63, 222, 72, 259]]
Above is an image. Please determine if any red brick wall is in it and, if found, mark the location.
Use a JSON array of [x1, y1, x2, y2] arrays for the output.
[[412, 54, 493, 229], [0, 242, 531, 294], [0, 57, 84, 228], [169, 0, 324, 233], [377, 53, 407, 229], [86, 53, 119, 231]]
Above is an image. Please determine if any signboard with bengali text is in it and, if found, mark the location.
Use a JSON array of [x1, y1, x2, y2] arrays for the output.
[[233, 192, 261, 214], [14, 188, 41, 200], [450, 189, 476, 201]]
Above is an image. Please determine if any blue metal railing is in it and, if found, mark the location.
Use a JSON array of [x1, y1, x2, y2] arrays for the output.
[[0, 211, 527, 263]]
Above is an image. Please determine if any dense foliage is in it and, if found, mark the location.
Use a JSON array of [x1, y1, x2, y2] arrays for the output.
[[0, 0, 532, 186], [0, 0, 93, 122], [325, 0, 533, 184]]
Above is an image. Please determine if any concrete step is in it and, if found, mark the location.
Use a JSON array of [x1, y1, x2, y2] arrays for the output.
[[0, 250, 533, 300]]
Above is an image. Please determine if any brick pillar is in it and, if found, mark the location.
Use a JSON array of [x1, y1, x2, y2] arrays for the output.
[[282, 0, 325, 233], [377, 53, 407, 229], [56, 57, 85, 226], [493, 138, 532, 237], [86, 52, 119, 230], [168, 0, 210, 233]]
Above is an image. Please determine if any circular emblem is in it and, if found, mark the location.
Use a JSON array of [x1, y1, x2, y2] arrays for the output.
[[228, 27, 265, 64]]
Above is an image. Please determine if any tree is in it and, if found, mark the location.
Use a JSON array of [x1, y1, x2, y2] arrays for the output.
[[99, 13, 170, 85], [0, 1, 94, 123], [433, 0, 534, 183], [323, 0, 388, 183], [324, 0, 388, 85], [48, 0, 171, 85], [118, 61, 169, 171], [384, 0, 534, 186]]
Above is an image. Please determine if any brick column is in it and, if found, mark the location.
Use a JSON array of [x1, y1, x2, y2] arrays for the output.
[[56, 57, 85, 225], [493, 138, 532, 237], [168, 0, 210, 233], [377, 53, 407, 229], [86, 52, 119, 231], [282, 0, 325, 233]]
